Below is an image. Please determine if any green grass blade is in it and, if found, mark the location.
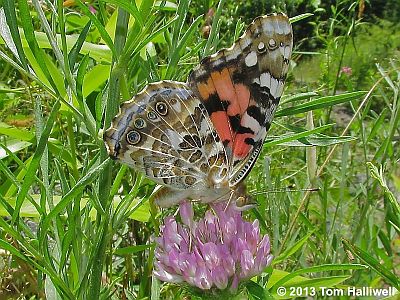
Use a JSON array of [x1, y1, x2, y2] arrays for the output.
[[289, 13, 314, 23], [166, 14, 203, 79], [68, 20, 92, 70], [76, 0, 116, 57], [203, 0, 225, 57], [87, 6, 130, 297], [264, 124, 334, 147], [31, 0, 72, 89], [42, 158, 111, 234], [342, 239, 400, 289], [275, 91, 367, 117], [269, 264, 367, 292], [12, 100, 61, 222], [17, 0, 58, 92], [114, 244, 153, 255], [367, 163, 400, 216], [281, 92, 318, 104], [1, 3, 28, 69], [104, 0, 143, 27], [274, 231, 315, 264]]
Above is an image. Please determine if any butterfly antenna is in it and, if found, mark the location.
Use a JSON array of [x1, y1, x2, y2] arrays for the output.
[[249, 187, 320, 196]]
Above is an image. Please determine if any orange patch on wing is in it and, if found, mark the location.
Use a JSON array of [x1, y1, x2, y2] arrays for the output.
[[210, 111, 233, 145], [210, 69, 240, 115], [197, 78, 216, 100], [231, 84, 250, 117], [232, 133, 253, 158]]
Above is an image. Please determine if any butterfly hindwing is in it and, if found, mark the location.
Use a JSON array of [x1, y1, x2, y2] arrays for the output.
[[104, 81, 227, 190]]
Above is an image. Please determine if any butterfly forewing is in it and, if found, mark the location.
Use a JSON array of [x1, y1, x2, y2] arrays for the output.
[[188, 13, 293, 186]]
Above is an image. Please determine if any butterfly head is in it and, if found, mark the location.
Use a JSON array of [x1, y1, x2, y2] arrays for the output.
[[233, 195, 257, 211], [230, 182, 257, 211]]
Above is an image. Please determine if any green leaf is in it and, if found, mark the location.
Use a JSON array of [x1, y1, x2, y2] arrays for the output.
[[12, 100, 61, 222], [277, 135, 356, 147], [276, 91, 366, 117], [264, 124, 334, 148], [41, 158, 111, 235], [105, 0, 143, 27], [166, 14, 203, 79], [68, 20, 92, 70], [367, 162, 400, 216], [75, 0, 116, 57], [367, 108, 387, 143], [266, 269, 309, 289], [203, 0, 225, 57], [31, 0, 71, 90], [342, 239, 400, 289], [83, 64, 111, 97], [269, 264, 367, 292], [154, 1, 177, 11], [274, 231, 315, 264], [0, 122, 34, 141], [114, 244, 153, 255], [292, 275, 350, 288], [246, 281, 274, 300], [77, 54, 90, 103], [0, 139, 32, 159], [1, 2, 29, 69], [281, 92, 319, 104]]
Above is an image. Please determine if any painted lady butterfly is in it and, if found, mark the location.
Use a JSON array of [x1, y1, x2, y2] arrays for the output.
[[104, 13, 293, 209]]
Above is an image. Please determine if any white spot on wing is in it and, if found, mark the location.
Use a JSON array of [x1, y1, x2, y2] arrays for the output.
[[171, 101, 181, 112], [274, 19, 284, 34], [196, 67, 207, 77], [280, 21, 291, 35], [211, 58, 224, 68], [165, 129, 182, 149], [245, 51, 257, 67], [241, 112, 261, 133], [265, 103, 276, 123], [268, 38, 276, 48], [263, 20, 274, 33], [270, 77, 278, 98], [240, 36, 252, 49], [260, 72, 271, 88], [284, 45, 291, 60]]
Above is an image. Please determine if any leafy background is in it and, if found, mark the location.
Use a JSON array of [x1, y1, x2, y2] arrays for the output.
[[0, 0, 399, 299]]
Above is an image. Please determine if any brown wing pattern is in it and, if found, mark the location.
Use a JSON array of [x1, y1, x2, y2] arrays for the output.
[[104, 81, 227, 190]]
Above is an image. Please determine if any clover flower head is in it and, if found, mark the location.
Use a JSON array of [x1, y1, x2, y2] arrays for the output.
[[154, 201, 273, 296], [341, 66, 352, 76]]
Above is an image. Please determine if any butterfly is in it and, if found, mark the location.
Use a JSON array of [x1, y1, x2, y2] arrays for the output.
[[104, 13, 293, 209]]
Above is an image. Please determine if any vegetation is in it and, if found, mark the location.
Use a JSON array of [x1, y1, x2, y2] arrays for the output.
[[0, 0, 398, 299]]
